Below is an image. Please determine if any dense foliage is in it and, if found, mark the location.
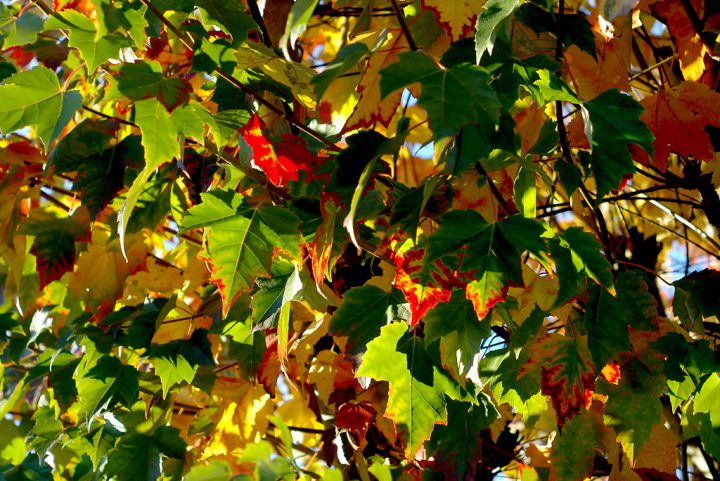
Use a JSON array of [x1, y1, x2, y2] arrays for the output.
[[1, 0, 720, 479]]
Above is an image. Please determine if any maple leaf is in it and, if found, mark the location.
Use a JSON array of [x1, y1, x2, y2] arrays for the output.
[[17, 207, 90, 289], [421, 0, 482, 41], [356, 322, 448, 459], [240, 113, 314, 188], [180, 189, 304, 317], [310, 193, 349, 290], [425, 211, 550, 318], [640, 82, 720, 172], [649, 0, 707, 82], [549, 401, 607, 481], [564, 35, 631, 101], [328, 284, 411, 365], [427, 396, 500, 481], [0, 66, 82, 150], [342, 29, 409, 133], [105, 60, 193, 112], [518, 330, 595, 427], [335, 401, 375, 442]]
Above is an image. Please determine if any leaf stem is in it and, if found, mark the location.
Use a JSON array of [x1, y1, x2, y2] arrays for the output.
[[389, 0, 417, 51], [629, 54, 677, 81]]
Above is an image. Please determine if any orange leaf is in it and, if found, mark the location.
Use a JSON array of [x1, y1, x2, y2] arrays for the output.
[[640, 81, 720, 171], [650, 0, 707, 82], [565, 31, 630, 100], [513, 102, 547, 156]]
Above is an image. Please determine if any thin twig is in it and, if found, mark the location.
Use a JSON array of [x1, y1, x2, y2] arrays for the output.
[[246, 0, 273, 47], [475, 161, 513, 217], [389, 0, 417, 51]]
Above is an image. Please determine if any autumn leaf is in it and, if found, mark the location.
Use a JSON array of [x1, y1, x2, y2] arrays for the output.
[[240, 113, 314, 187], [640, 82, 720, 172], [517, 330, 595, 426], [421, 0, 483, 41]]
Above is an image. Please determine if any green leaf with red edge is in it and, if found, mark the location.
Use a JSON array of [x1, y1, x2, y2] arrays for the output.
[[328, 284, 410, 366], [17, 207, 90, 289], [550, 226, 615, 308], [179, 189, 304, 317], [424, 289, 492, 386], [355, 321, 448, 460], [390, 237, 466, 326], [427, 395, 500, 481], [424, 211, 551, 318], [597, 321, 670, 461], [310, 193, 349, 290], [105, 60, 192, 113], [517, 330, 595, 427], [240, 113, 314, 188], [549, 401, 608, 481]]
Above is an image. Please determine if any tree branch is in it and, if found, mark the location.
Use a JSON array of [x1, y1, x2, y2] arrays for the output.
[[389, 0, 417, 51]]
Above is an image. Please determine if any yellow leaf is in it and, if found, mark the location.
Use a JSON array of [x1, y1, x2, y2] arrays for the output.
[[276, 396, 324, 447], [421, 0, 487, 41]]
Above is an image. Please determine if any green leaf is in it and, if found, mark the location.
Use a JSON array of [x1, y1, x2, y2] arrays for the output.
[[1, 455, 53, 481], [26, 416, 66, 461], [672, 269, 720, 335], [548, 405, 605, 481], [105, 60, 192, 113], [584, 89, 654, 205], [75, 355, 140, 423], [427, 396, 500, 481], [280, 0, 321, 57], [76, 422, 118, 469], [356, 322, 447, 459], [26, 349, 80, 410], [425, 211, 550, 318], [554, 158, 582, 197], [474, 0, 519, 63], [311, 43, 369, 102], [328, 285, 410, 365], [44, 11, 134, 71], [549, 227, 614, 308], [195, 0, 257, 47], [513, 167, 536, 218], [179, 189, 304, 317], [407, 10, 445, 51], [694, 374, 720, 426], [380, 50, 500, 153], [534, 69, 579, 104], [106, 426, 187, 481], [514, 3, 596, 60], [184, 461, 232, 481], [682, 403, 720, 460], [0, 66, 83, 150], [191, 37, 236, 74], [146, 328, 215, 398], [0, 6, 43, 49], [584, 280, 630, 371], [251, 260, 299, 332], [90, 0, 147, 46], [424, 289, 492, 385]]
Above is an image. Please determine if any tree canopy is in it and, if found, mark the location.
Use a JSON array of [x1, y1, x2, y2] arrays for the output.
[[1, 0, 720, 480]]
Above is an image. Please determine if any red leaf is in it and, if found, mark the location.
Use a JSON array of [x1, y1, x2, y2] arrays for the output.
[[336, 401, 375, 441], [240, 114, 313, 187]]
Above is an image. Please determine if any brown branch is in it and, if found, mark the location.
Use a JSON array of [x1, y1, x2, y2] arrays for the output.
[[83, 105, 138, 128], [389, 0, 417, 51], [246, 0, 273, 48], [475, 161, 513, 217]]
